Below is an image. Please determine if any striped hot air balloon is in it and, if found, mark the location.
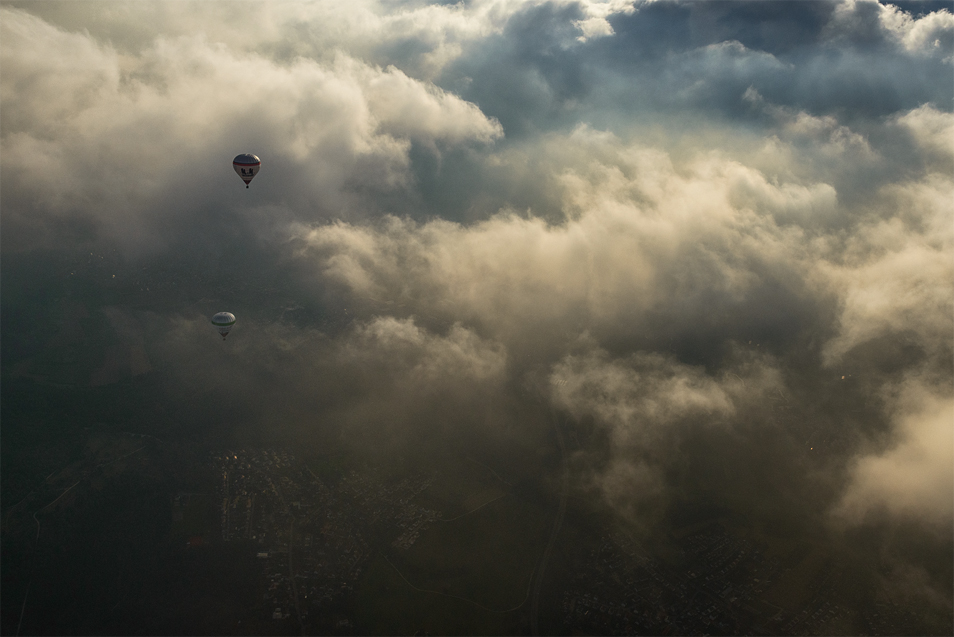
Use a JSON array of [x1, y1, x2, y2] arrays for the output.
[[233, 154, 260, 188]]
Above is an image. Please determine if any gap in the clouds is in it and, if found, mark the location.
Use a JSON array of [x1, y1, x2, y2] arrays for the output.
[[402, 141, 506, 223], [435, 0, 954, 141], [890, 0, 954, 19], [440, 2, 593, 141]]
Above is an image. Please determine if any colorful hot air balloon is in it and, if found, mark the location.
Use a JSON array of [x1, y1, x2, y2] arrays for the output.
[[233, 154, 260, 188], [212, 312, 236, 339]]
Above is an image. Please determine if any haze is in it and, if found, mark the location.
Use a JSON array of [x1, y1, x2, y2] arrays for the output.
[[2, 1, 952, 635]]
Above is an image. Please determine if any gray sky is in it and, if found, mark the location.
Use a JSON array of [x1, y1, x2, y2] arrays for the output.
[[2, 0, 952, 619]]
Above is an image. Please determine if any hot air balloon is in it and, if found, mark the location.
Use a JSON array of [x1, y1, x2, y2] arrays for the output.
[[212, 312, 236, 339], [233, 154, 260, 188]]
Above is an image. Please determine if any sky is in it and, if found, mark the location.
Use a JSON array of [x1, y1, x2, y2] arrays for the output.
[[2, 0, 953, 624]]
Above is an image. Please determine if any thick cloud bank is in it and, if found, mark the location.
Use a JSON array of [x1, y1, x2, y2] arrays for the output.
[[3, 0, 952, 626], [1, 6, 502, 252], [834, 381, 954, 527]]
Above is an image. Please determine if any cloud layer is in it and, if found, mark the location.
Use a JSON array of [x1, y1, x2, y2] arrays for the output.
[[3, 0, 952, 622]]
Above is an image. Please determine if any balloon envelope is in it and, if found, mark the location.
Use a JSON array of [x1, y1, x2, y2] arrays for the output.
[[233, 154, 260, 188], [212, 312, 236, 339]]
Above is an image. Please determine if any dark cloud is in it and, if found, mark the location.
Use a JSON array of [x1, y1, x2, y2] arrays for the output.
[[444, 0, 952, 136], [685, 0, 838, 54], [444, 2, 593, 138]]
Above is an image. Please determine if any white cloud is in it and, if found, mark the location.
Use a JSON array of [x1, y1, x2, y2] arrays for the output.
[[881, 2, 954, 58], [343, 316, 508, 389], [288, 115, 951, 534], [0, 8, 501, 252], [573, 0, 637, 41], [743, 87, 875, 161], [551, 349, 736, 438], [295, 126, 849, 353], [353, 59, 502, 145], [821, 173, 954, 365], [894, 103, 954, 165], [15, 0, 640, 79], [833, 380, 954, 527], [153, 309, 509, 440], [825, 0, 954, 60]]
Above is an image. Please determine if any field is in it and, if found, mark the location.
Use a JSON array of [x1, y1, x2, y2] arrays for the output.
[[762, 547, 829, 612], [170, 493, 214, 544], [414, 457, 511, 518], [352, 454, 552, 635]]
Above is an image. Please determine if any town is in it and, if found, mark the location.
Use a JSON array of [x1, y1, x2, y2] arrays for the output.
[[212, 449, 439, 632], [559, 525, 923, 636], [208, 449, 927, 635]]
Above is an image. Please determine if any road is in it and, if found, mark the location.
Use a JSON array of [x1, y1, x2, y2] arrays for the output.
[[288, 518, 305, 636], [16, 445, 144, 635], [531, 415, 568, 636]]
